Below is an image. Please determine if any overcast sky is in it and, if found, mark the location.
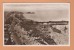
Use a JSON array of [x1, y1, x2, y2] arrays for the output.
[[4, 3, 70, 22]]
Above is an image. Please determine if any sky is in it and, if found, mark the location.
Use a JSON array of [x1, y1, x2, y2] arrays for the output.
[[4, 3, 70, 22]]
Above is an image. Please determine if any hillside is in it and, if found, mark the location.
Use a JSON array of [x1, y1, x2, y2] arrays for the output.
[[4, 11, 69, 45]]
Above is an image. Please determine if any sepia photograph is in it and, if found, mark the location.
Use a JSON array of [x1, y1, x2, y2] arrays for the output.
[[3, 3, 70, 46]]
